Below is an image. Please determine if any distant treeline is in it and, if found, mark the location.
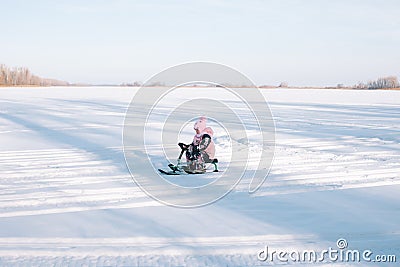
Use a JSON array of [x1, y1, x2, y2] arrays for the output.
[[2, 63, 399, 89], [0, 64, 69, 86], [261, 76, 400, 90], [353, 76, 399, 90]]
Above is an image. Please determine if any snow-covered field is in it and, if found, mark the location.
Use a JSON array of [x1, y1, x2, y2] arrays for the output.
[[0, 87, 399, 266]]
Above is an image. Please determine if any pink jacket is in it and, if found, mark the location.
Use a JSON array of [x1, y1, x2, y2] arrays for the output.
[[193, 127, 215, 159]]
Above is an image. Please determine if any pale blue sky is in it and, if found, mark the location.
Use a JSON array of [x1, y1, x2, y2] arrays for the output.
[[1, 0, 399, 86]]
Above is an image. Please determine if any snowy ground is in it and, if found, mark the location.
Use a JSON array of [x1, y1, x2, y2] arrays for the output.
[[0, 87, 399, 266]]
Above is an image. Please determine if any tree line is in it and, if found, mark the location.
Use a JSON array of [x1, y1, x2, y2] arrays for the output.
[[0, 64, 68, 86], [1, 63, 399, 89], [354, 76, 399, 89]]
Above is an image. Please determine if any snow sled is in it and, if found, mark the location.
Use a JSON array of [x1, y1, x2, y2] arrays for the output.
[[158, 143, 219, 175]]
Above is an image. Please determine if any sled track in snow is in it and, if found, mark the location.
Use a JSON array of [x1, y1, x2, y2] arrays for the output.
[[1, 136, 399, 217], [0, 147, 160, 218], [254, 136, 400, 196]]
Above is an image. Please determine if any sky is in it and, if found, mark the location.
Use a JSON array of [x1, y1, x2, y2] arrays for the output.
[[1, 0, 399, 86]]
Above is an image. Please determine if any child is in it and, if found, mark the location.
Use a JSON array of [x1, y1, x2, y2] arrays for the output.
[[185, 116, 216, 170]]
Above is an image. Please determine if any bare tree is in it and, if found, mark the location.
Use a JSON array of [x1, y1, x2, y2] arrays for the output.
[[367, 76, 399, 89], [355, 81, 367, 89], [279, 82, 288, 88], [0, 64, 68, 86]]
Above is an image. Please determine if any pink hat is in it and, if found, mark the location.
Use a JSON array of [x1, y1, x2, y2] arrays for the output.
[[203, 127, 214, 136], [194, 116, 207, 132]]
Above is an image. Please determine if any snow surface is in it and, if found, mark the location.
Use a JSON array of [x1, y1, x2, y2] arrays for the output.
[[0, 87, 399, 266]]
